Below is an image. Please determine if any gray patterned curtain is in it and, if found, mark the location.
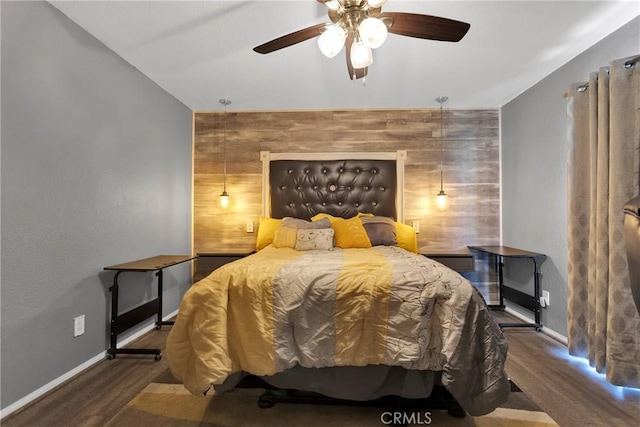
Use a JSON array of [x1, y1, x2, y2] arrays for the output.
[[565, 55, 640, 388]]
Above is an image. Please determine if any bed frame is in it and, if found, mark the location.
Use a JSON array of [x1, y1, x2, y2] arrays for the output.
[[226, 151, 466, 418]]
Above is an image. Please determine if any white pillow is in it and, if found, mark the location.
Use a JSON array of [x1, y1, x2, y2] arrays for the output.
[[295, 228, 334, 251]]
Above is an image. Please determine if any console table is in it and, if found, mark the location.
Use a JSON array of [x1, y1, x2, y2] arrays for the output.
[[104, 254, 195, 360], [468, 246, 546, 331], [421, 248, 474, 273], [195, 252, 254, 282]]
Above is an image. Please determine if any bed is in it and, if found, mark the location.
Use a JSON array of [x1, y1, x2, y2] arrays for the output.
[[166, 151, 510, 417]]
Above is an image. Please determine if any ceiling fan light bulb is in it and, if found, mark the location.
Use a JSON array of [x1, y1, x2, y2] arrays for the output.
[[367, 0, 388, 8], [318, 25, 346, 58], [324, 0, 341, 11], [350, 41, 373, 69], [359, 17, 387, 49]]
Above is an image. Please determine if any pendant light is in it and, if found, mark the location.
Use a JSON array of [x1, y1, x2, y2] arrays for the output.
[[435, 96, 449, 210], [218, 98, 231, 209]]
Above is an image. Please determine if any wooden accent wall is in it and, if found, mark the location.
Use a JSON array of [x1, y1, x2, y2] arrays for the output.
[[193, 109, 500, 254]]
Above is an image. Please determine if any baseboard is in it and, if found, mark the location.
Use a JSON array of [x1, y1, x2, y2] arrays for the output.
[[503, 307, 568, 345], [0, 310, 179, 420]]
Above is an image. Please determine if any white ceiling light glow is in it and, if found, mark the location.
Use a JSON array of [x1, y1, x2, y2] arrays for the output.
[[318, 25, 347, 58], [350, 40, 373, 69], [359, 17, 388, 49]]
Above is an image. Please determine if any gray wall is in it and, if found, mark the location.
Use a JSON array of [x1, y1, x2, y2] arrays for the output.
[[500, 17, 640, 336], [1, 1, 192, 410]]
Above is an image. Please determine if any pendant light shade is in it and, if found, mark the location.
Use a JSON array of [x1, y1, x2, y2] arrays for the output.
[[435, 190, 449, 210], [218, 98, 231, 209], [435, 96, 448, 210], [218, 190, 230, 209]]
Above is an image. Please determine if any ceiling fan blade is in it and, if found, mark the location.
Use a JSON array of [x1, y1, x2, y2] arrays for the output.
[[345, 35, 367, 80], [253, 23, 329, 54], [380, 12, 470, 42]]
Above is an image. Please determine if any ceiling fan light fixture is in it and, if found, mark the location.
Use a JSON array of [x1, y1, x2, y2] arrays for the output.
[[359, 17, 388, 49], [253, 1, 470, 81], [367, 0, 388, 8], [323, 0, 342, 11], [350, 40, 373, 69], [318, 25, 346, 58]]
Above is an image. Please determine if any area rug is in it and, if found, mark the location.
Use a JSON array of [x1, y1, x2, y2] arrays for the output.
[[106, 370, 558, 426]]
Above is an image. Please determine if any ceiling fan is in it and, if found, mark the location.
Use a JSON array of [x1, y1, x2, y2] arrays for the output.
[[253, 0, 470, 80]]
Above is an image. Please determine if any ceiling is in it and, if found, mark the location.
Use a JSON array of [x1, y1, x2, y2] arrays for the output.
[[49, 1, 639, 111]]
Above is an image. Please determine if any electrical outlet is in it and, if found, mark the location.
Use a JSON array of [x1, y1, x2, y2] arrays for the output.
[[541, 290, 550, 308], [73, 315, 85, 337], [411, 221, 420, 234], [246, 221, 254, 233]]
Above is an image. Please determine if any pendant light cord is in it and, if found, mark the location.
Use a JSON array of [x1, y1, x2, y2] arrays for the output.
[[440, 101, 444, 192], [223, 105, 227, 192], [436, 96, 448, 193], [219, 98, 231, 193]]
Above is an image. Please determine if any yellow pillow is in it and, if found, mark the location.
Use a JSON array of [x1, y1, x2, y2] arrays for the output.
[[395, 221, 418, 253], [311, 212, 339, 223], [331, 216, 372, 249], [272, 226, 298, 248], [256, 217, 282, 250]]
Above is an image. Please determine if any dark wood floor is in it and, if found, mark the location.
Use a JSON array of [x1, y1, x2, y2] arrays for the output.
[[492, 311, 640, 426], [3, 312, 639, 427]]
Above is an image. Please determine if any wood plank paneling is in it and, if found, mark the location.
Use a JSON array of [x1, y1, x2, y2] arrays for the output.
[[193, 109, 500, 253]]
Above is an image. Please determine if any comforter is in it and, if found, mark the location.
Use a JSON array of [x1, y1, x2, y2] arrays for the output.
[[166, 245, 509, 415]]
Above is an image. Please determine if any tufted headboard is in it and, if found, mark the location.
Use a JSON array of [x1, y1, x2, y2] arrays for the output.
[[261, 151, 406, 222]]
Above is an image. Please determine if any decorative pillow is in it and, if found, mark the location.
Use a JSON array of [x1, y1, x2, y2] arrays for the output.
[[360, 216, 397, 246], [256, 217, 283, 250], [273, 217, 332, 248], [311, 213, 339, 223], [272, 226, 298, 248], [395, 221, 419, 253], [331, 216, 372, 249], [295, 228, 335, 251], [282, 217, 331, 229]]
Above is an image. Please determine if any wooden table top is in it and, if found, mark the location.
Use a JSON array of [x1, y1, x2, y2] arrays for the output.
[[419, 248, 472, 257], [468, 245, 545, 258], [104, 255, 196, 272]]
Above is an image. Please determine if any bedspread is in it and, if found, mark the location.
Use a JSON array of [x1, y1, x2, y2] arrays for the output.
[[166, 245, 509, 415]]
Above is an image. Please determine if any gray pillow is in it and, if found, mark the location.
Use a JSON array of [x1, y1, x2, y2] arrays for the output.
[[360, 216, 397, 246], [281, 217, 331, 229]]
